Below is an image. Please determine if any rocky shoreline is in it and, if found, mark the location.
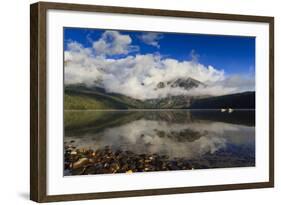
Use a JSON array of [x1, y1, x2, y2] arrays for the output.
[[64, 141, 196, 175], [64, 140, 255, 176]]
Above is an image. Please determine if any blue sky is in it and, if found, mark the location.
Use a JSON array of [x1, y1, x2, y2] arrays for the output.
[[64, 27, 255, 76], [64, 27, 255, 99]]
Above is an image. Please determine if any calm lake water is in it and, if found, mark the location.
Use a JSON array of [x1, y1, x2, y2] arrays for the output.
[[64, 110, 255, 175]]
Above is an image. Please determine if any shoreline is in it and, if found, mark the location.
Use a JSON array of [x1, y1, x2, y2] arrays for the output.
[[64, 141, 255, 176]]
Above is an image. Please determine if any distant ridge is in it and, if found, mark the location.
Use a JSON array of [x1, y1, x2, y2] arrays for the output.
[[64, 84, 255, 110], [189, 92, 255, 109]]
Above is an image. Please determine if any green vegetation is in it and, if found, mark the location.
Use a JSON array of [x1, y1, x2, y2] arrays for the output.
[[64, 88, 133, 110], [64, 110, 146, 137], [64, 110, 108, 129], [64, 84, 255, 110], [64, 94, 113, 110]]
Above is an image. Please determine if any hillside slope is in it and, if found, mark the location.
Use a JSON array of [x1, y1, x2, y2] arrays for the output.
[[189, 92, 255, 109], [64, 84, 255, 109]]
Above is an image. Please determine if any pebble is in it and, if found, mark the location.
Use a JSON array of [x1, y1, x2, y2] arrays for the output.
[[64, 144, 195, 175], [71, 158, 89, 169]]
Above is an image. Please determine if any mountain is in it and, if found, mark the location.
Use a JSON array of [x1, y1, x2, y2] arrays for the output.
[[64, 82, 255, 110], [156, 77, 206, 90], [144, 95, 196, 109], [146, 77, 207, 108], [64, 84, 144, 109], [189, 92, 255, 109], [64, 83, 200, 109]]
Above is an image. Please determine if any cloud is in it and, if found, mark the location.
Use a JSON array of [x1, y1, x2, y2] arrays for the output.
[[189, 49, 200, 62], [92, 31, 139, 56], [220, 75, 255, 92], [100, 119, 228, 158], [67, 118, 254, 159], [138, 32, 163, 48], [64, 38, 255, 100]]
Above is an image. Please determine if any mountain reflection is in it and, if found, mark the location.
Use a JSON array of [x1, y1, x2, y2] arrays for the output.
[[64, 110, 255, 161]]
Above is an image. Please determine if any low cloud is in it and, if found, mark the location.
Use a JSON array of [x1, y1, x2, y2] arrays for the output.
[[220, 75, 255, 92], [64, 31, 255, 100]]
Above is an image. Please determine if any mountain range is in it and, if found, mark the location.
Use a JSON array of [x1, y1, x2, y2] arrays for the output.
[[156, 77, 206, 90], [64, 77, 255, 110]]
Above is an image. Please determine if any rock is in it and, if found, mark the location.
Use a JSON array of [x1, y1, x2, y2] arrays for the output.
[[65, 145, 73, 149], [110, 162, 120, 172], [64, 162, 70, 170], [78, 148, 86, 153], [65, 149, 72, 153], [64, 145, 198, 175], [71, 158, 89, 169], [115, 149, 122, 156], [94, 162, 103, 170]]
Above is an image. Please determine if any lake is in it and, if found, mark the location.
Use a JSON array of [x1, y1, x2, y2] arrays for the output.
[[64, 110, 255, 175]]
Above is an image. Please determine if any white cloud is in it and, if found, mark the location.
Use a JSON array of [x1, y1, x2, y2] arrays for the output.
[[220, 75, 255, 92], [92, 31, 138, 56], [67, 118, 254, 159], [138, 32, 163, 48], [64, 38, 254, 100], [189, 49, 200, 62]]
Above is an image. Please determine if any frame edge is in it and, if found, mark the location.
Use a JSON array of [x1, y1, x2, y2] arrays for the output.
[[38, 1, 274, 22], [269, 17, 274, 188], [30, 2, 48, 203], [30, 2, 40, 202]]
